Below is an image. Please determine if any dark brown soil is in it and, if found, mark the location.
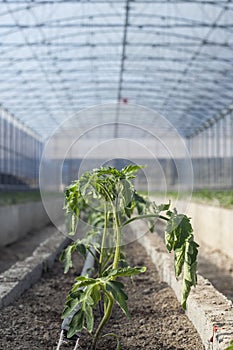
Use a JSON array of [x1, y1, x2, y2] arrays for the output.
[[0, 241, 204, 350], [0, 224, 57, 274]]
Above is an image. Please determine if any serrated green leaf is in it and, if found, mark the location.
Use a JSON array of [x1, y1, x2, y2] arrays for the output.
[[121, 164, 144, 178], [174, 246, 185, 277], [84, 303, 94, 333], [106, 281, 130, 318], [67, 310, 84, 338], [165, 230, 174, 252], [62, 296, 81, 319], [121, 179, 133, 207], [71, 276, 97, 292], [60, 243, 77, 274], [153, 202, 170, 214], [90, 284, 101, 305], [163, 209, 198, 309], [181, 279, 192, 310], [76, 243, 87, 258]]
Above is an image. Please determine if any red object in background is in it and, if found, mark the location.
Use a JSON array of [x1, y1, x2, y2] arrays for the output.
[[122, 98, 128, 104]]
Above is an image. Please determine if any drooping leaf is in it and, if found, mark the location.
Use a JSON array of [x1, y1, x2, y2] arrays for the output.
[[106, 280, 130, 318], [60, 243, 77, 274], [67, 310, 84, 338], [174, 246, 185, 277], [62, 290, 83, 319], [76, 243, 87, 258], [165, 229, 175, 252], [121, 179, 133, 206], [83, 302, 94, 333], [164, 211, 199, 309], [90, 284, 101, 305]]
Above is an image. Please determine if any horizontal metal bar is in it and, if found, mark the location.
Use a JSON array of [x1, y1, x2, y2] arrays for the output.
[[0, 41, 231, 48], [0, 22, 231, 29], [0, 0, 230, 4]]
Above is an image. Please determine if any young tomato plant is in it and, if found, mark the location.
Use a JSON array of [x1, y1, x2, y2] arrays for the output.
[[60, 165, 199, 349]]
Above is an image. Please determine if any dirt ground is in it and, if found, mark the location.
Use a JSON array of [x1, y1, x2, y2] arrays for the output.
[[0, 224, 56, 274], [0, 240, 204, 350]]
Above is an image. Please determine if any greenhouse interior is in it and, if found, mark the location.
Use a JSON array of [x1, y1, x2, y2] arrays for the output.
[[0, 1, 233, 350]]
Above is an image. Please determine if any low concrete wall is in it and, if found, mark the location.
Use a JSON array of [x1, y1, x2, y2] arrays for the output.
[[0, 199, 63, 247], [176, 200, 233, 260]]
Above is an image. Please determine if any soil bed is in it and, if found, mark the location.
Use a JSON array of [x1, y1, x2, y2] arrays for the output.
[[0, 223, 58, 274], [0, 241, 204, 350]]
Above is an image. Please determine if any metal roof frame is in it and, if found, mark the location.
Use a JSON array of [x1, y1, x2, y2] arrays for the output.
[[0, 0, 232, 138]]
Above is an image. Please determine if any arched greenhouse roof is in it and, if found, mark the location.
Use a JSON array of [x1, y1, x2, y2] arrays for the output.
[[0, 0, 232, 139]]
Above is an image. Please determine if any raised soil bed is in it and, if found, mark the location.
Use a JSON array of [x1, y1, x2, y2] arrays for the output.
[[0, 241, 204, 350]]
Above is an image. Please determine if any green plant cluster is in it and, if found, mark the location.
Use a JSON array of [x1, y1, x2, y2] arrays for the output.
[[60, 165, 199, 349], [192, 189, 233, 208], [155, 189, 233, 209], [0, 190, 41, 206]]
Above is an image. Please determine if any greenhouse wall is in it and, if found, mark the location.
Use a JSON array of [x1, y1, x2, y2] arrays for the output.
[[61, 158, 189, 192], [188, 109, 233, 190], [0, 107, 43, 189]]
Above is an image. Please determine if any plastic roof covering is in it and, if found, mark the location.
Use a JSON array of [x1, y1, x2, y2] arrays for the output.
[[0, 0, 232, 140]]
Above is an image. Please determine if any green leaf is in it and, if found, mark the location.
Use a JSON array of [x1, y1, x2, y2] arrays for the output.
[[84, 303, 94, 333], [90, 284, 101, 304], [72, 276, 97, 291], [164, 210, 199, 309], [121, 178, 132, 203], [62, 291, 83, 319], [152, 202, 170, 214], [76, 243, 87, 258], [181, 279, 192, 310], [174, 246, 185, 277], [106, 280, 130, 318], [67, 310, 84, 338], [165, 230, 175, 252], [121, 164, 144, 178], [60, 243, 76, 274]]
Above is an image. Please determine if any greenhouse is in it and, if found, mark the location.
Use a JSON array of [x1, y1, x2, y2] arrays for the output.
[[0, 1, 233, 349]]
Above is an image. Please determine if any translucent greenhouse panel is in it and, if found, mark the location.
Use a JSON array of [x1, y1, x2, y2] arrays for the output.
[[0, 106, 42, 189], [188, 110, 233, 190]]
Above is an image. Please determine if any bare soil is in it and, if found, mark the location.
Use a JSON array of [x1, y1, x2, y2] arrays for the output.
[[0, 224, 56, 274], [0, 241, 204, 350]]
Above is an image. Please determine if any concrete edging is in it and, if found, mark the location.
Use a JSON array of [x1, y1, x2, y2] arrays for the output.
[[0, 225, 68, 309], [176, 200, 233, 261], [131, 220, 233, 350]]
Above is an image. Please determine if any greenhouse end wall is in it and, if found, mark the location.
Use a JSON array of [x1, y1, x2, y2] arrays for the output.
[[0, 107, 42, 189]]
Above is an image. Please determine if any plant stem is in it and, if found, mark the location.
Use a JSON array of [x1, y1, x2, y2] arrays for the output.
[[99, 204, 109, 276], [92, 291, 114, 350], [112, 208, 121, 270], [122, 213, 169, 226]]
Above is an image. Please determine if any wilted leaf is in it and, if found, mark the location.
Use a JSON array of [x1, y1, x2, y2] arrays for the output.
[[67, 310, 84, 338], [106, 281, 130, 318]]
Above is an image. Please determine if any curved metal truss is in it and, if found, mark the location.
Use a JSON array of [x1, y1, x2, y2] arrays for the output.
[[0, 0, 232, 139]]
